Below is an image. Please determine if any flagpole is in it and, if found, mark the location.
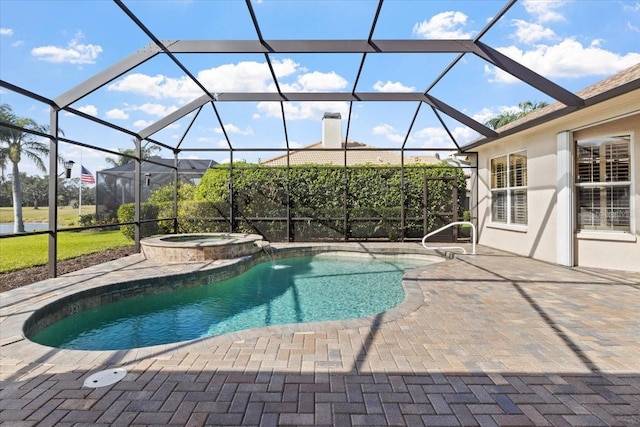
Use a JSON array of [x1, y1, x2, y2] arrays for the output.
[[79, 149, 83, 217]]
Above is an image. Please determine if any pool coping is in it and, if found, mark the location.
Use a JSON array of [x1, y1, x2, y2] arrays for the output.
[[1, 242, 445, 362], [140, 232, 266, 262]]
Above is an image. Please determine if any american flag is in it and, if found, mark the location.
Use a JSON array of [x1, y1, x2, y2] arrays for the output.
[[81, 165, 95, 184]]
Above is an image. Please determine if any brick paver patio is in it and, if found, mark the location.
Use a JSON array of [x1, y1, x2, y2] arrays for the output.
[[1, 243, 639, 426]]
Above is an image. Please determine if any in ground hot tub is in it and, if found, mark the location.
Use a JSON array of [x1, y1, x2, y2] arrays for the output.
[[141, 233, 266, 262]]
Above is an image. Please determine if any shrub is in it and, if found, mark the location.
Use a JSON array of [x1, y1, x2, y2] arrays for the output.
[[117, 203, 160, 240], [78, 213, 95, 226], [120, 163, 467, 241], [148, 183, 196, 204], [178, 200, 229, 233]]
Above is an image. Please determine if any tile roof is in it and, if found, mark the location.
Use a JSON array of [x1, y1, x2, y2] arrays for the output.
[[261, 141, 441, 166], [480, 63, 640, 135]]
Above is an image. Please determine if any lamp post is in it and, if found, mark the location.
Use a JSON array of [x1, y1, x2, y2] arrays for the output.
[[62, 160, 75, 179]]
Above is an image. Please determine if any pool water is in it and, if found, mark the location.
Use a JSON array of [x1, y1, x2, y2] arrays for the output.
[[31, 254, 429, 350]]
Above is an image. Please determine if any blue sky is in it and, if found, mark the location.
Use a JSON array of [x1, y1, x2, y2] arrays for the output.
[[1, 0, 639, 179]]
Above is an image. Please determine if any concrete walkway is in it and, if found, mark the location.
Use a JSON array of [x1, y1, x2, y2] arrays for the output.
[[1, 244, 639, 426]]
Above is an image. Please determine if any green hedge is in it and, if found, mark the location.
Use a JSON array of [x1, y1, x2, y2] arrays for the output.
[[119, 162, 466, 241], [178, 201, 229, 233], [117, 203, 160, 240]]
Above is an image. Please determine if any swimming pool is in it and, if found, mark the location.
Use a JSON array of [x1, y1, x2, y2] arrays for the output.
[[29, 253, 432, 350]]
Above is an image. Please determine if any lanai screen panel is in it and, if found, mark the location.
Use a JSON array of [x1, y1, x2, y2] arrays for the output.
[[3, 0, 638, 162]]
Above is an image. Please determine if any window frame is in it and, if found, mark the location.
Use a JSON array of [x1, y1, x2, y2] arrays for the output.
[[489, 150, 528, 227], [575, 133, 635, 236]]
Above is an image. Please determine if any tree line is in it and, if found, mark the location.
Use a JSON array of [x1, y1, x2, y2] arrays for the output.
[[0, 173, 95, 208], [0, 103, 158, 233]]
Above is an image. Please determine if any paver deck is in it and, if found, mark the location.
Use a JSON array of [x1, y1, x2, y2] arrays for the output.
[[1, 243, 639, 426]]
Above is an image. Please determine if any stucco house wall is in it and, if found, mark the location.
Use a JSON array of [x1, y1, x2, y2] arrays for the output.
[[476, 128, 559, 264], [475, 89, 639, 272]]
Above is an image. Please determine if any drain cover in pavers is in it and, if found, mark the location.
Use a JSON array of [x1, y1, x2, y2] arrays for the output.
[[83, 368, 127, 388]]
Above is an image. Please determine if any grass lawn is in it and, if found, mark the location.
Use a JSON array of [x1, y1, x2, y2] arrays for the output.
[[0, 206, 94, 227], [0, 230, 133, 273]]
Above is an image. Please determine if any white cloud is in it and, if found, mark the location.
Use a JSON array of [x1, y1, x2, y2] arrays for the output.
[[373, 124, 394, 135], [252, 113, 261, 119], [415, 127, 446, 141], [372, 123, 405, 143], [31, 31, 102, 64], [0, 28, 14, 36], [76, 104, 97, 116], [107, 73, 194, 100], [386, 133, 406, 143], [629, 22, 640, 33], [108, 59, 299, 102], [413, 126, 476, 148], [413, 11, 474, 39], [200, 59, 297, 91], [11, 40, 24, 48], [132, 103, 178, 117], [133, 119, 153, 129], [470, 106, 509, 125], [214, 124, 254, 135], [107, 59, 349, 120], [254, 102, 283, 119], [624, 2, 640, 12], [511, 19, 556, 44], [278, 71, 348, 92], [485, 38, 640, 83], [257, 101, 349, 121], [522, 0, 569, 23], [373, 81, 416, 92], [105, 108, 129, 120], [296, 71, 347, 91]]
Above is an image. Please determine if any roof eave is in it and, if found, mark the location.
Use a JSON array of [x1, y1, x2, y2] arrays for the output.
[[461, 76, 640, 152]]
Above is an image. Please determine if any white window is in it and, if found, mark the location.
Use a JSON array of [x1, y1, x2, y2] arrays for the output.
[[490, 151, 527, 225], [576, 135, 632, 232]]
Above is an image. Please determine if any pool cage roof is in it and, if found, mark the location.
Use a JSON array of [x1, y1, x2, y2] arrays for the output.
[[4, 0, 636, 159], [1, 0, 639, 278], [99, 159, 217, 180]]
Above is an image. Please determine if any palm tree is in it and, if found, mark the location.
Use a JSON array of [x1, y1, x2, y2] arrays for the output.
[[484, 100, 549, 130], [0, 145, 7, 182], [105, 139, 162, 168], [0, 104, 54, 233]]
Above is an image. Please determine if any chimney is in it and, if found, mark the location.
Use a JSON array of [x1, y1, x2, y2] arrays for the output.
[[322, 112, 342, 148]]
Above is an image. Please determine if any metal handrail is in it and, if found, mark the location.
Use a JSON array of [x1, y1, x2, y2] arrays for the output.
[[421, 221, 476, 255]]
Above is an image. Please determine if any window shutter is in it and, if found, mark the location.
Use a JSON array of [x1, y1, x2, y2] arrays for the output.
[[509, 153, 527, 187], [510, 189, 527, 224], [576, 145, 598, 183], [491, 156, 507, 189], [491, 190, 507, 222], [605, 141, 629, 182]]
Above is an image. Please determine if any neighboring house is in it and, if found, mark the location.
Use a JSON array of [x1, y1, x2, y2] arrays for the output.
[[261, 113, 471, 220], [261, 113, 441, 166], [464, 64, 640, 272], [95, 158, 217, 220]]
